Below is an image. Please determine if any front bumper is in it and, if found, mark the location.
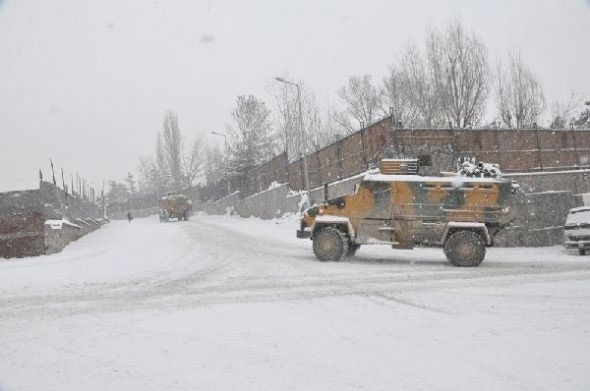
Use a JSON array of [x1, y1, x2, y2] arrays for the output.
[[565, 240, 590, 250]]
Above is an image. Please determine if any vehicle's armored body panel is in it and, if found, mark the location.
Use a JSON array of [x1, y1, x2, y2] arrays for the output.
[[159, 193, 192, 222], [297, 161, 516, 267]]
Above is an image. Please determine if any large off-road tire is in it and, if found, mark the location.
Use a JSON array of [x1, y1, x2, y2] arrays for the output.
[[444, 230, 486, 267], [579, 248, 586, 256], [313, 226, 349, 262], [347, 242, 361, 258]]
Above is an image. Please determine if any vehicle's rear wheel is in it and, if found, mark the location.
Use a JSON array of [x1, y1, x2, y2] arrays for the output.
[[313, 226, 349, 262], [444, 230, 486, 267], [579, 248, 586, 256]]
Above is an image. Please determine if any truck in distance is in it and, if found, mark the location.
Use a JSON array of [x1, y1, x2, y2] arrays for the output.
[[159, 193, 192, 222]]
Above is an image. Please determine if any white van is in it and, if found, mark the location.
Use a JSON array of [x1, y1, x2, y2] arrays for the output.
[[564, 207, 590, 255]]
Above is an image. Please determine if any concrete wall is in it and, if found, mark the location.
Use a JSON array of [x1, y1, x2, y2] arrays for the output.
[[201, 192, 242, 216], [495, 190, 581, 247], [199, 169, 587, 248], [198, 175, 364, 219], [504, 170, 590, 194], [44, 219, 104, 255], [0, 181, 103, 258]]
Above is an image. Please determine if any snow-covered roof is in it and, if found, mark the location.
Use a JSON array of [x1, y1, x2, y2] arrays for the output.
[[363, 173, 503, 184], [568, 206, 590, 214]]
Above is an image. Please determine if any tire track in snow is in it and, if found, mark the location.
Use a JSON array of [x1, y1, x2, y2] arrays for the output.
[[3, 216, 590, 320]]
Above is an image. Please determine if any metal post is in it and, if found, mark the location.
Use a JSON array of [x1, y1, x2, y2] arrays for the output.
[[533, 123, 543, 171], [285, 151, 290, 189], [336, 138, 343, 179], [299, 155, 305, 190], [359, 121, 367, 167], [571, 123, 581, 168], [317, 151, 322, 185], [388, 106, 397, 157], [296, 84, 311, 205]]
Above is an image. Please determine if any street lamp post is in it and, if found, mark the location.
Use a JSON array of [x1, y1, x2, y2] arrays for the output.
[[210, 131, 231, 195], [274, 76, 311, 207]]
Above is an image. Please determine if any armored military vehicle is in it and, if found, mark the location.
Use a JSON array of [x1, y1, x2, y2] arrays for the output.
[[297, 159, 517, 267], [159, 193, 192, 222]]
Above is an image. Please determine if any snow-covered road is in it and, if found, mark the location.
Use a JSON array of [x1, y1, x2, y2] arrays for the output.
[[1, 214, 590, 390]]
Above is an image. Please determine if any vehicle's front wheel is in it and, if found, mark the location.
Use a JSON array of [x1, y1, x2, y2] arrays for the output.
[[579, 248, 586, 256], [444, 230, 486, 267], [313, 226, 349, 262]]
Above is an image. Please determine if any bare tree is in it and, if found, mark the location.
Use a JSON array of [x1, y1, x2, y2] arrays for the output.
[[125, 172, 136, 195], [495, 53, 546, 128], [204, 146, 224, 185], [137, 157, 158, 194], [138, 112, 206, 194], [383, 20, 489, 129], [550, 91, 583, 129], [335, 75, 382, 133], [426, 20, 489, 128], [330, 107, 356, 135], [225, 95, 275, 177], [573, 101, 590, 130], [273, 79, 299, 156], [181, 136, 206, 188], [137, 134, 171, 195], [401, 44, 443, 127], [382, 62, 420, 127], [161, 111, 183, 190], [273, 80, 335, 160]]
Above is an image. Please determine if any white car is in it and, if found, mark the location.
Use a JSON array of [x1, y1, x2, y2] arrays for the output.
[[564, 206, 590, 255]]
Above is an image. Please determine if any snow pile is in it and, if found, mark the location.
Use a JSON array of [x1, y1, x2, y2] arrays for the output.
[[44, 218, 81, 230], [459, 160, 502, 178]]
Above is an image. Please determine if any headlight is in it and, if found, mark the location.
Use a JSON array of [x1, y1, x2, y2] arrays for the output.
[[307, 206, 319, 217]]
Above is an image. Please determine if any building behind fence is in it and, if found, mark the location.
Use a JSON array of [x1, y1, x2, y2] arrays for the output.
[[200, 115, 590, 202]]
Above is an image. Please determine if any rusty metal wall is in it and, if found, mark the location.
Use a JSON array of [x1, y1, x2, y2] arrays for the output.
[[200, 117, 590, 201]]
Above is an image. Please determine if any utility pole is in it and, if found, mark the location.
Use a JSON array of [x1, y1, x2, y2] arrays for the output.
[[275, 77, 311, 207]]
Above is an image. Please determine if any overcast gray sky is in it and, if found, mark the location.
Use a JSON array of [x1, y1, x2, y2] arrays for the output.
[[1, 0, 589, 191]]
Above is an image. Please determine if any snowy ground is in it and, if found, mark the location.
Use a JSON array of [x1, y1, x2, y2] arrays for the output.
[[1, 214, 590, 390]]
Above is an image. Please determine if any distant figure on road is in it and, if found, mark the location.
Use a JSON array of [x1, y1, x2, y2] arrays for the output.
[[127, 211, 133, 222]]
